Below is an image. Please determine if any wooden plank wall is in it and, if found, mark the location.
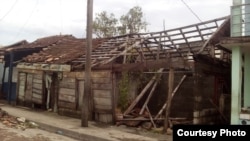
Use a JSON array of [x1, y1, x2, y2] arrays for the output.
[[18, 72, 34, 102], [59, 71, 114, 123], [18, 72, 26, 101], [32, 74, 43, 104], [58, 77, 76, 109], [25, 74, 33, 101], [17, 70, 44, 105], [92, 71, 113, 123]]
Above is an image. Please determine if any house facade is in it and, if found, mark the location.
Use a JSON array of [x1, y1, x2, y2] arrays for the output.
[[13, 16, 232, 125]]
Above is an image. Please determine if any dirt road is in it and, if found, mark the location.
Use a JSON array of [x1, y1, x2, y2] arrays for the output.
[[0, 123, 77, 141]]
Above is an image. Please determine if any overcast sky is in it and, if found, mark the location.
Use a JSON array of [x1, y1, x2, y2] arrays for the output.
[[0, 0, 232, 46]]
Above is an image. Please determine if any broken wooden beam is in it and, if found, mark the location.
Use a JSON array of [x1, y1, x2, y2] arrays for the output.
[[155, 74, 187, 119], [146, 106, 156, 128], [139, 80, 158, 115], [123, 68, 164, 116]]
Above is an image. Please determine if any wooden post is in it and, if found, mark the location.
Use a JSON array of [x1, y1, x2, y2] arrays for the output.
[[157, 33, 162, 60], [82, 0, 93, 127], [1, 64, 6, 93], [53, 73, 59, 112], [123, 68, 164, 116], [7, 51, 14, 104], [155, 75, 187, 119], [139, 70, 165, 115], [164, 68, 174, 131]]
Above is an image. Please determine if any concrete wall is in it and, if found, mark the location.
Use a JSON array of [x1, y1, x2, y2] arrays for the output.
[[193, 62, 230, 124]]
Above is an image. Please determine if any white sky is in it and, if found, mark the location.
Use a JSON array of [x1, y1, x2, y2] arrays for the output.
[[0, 0, 232, 46]]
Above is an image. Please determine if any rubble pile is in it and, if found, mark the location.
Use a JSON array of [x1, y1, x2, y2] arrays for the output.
[[0, 108, 39, 130]]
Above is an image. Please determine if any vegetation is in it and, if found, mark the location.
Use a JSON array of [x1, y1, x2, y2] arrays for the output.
[[119, 6, 148, 35], [118, 72, 130, 112], [93, 11, 118, 38], [93, 6, 148, 38]]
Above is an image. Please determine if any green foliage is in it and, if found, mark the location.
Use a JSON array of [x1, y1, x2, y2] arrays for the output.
[[119, 6, 148, 34], [93, 6, 148, 37], [118, 72, 130, 112], [93, 11, 118, 38]]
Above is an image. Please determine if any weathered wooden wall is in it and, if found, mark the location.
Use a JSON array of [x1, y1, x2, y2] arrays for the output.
[[58, 70, 114, 123], [17, 68, 115, 123], [32, 74, 43, 104], [17, 70, 44, 105], [58, 77, 76, 109], [92, 71, 114, 123], [18, 72, 26, 101]]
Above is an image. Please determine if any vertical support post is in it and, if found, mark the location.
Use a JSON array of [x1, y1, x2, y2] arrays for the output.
[[1, 64, 6, 94], [231, 46, 242, 124], [53, 73, 59, 112], [193, 64, 202, 124], [82, 0, 93, 127], [244, 52, 250, 107], [157, 33, 162, 60], [7, 51, 14, 104], [164, 68, 174, 131], [111, 72, 116, 124]]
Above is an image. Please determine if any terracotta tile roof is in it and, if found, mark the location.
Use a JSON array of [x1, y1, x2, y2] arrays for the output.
[[2, 35, 75, 52], [22, 37, 106, 64]]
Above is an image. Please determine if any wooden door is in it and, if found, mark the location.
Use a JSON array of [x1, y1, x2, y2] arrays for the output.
[[18, 72, 26, 101], [25, 73, 33, 101], [32, 74, 43, 104]]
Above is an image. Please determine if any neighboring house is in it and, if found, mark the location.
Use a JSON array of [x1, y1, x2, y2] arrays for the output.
[[218, 0, 250, 125], [0, 40, 29, 101], [0, 35, 76, 103], [15, 16, 232, 125]]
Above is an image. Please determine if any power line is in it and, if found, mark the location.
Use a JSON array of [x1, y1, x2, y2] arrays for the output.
[[0, 0, 18, 21], [180, 0, 214, 34], [12, 0, 39, 42], [180, 0, 203, 23]]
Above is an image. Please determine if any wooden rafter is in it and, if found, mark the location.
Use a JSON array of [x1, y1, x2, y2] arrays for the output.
[[70, 16, 231, 69]]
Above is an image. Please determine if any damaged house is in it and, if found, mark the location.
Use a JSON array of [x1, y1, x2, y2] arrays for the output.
[[0, 35, 75, 102], [12, 16, 231, 126]]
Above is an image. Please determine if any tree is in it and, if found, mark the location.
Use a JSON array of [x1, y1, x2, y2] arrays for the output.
[[119, 6, 148, 35], [93, 11, 118, 38], [93, 6, 148, 38]]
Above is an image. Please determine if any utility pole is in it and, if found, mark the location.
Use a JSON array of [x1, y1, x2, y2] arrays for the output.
[[82, 0, 93, 127]]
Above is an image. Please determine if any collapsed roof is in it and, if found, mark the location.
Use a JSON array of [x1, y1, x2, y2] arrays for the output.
[[16, 16, 231, 71]]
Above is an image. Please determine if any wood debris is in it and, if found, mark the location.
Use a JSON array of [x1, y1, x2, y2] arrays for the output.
[[0, 108, 39, 130], [116, 69, 192, 131]]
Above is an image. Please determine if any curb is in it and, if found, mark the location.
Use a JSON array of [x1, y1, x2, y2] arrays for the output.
[[33, 121, 111, 141]]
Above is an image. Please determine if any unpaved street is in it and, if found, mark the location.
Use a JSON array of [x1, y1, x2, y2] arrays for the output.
[[0, 123, 77, 141]]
